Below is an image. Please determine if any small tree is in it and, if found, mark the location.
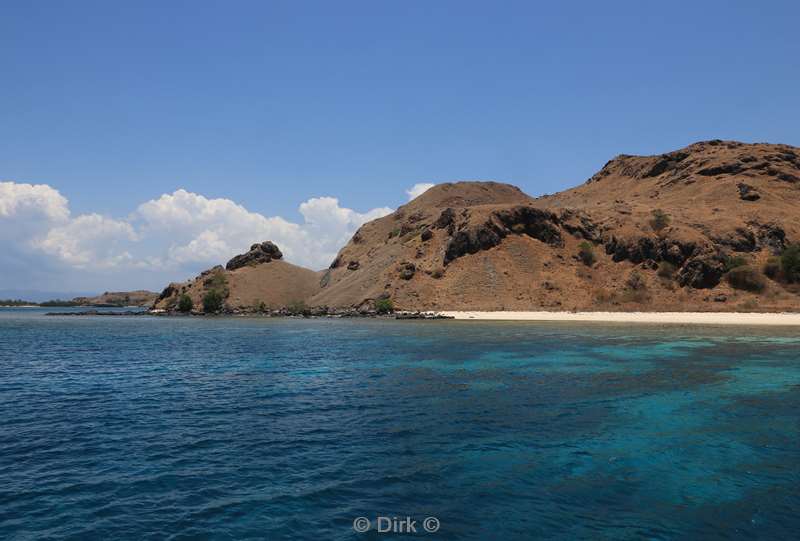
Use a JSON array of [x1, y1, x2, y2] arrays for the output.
[[626, 270, 646, 291], [649, 209, 671, 232], [578, 241, 596, 266], [178, 294, 193, 312], [621, 270, 649, 303], [375, 297, 394, 314], [203, 290, 224, 313], [782, 244, 800, 283]]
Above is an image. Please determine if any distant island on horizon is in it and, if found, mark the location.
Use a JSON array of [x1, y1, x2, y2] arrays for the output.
[[0, 291, 158, 308]]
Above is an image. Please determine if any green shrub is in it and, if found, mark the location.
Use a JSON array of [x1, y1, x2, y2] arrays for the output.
[[764, 257, 781, 279], [782, 244, 800, 283], [649, 209, 671, 232], [619, 271, 649, 303], [657, 261, 677, 279], [739, 299, 759, 311], [578, 241, 596, 266], [726, 265, 766, 292], [177, 294, 193, 312], [203, 269, 229, 295], [723, 255, 748, 272], [202, 290, 224, 313], [626, 270, 646, 290], [287, 300, 310, 316], [594, 288, 616, 304], [375, 298, 394, 314]]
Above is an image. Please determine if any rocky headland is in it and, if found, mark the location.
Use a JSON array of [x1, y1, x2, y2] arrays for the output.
[[151, 140, 800, 315]]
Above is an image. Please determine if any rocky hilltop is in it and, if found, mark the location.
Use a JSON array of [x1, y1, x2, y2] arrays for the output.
[[311, 140, 800, 312], [152, 140, 800, 314], [153, 242, 321, 312]]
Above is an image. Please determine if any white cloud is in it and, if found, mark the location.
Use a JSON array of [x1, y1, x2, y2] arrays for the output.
[[133, 189, 388, 271], [34, 214, 137, 268], [0, 181, 406, 291], [136, 188, 308, 267], [0, 181, 70, 222], [297, 197, 392, 266], [405, 182, 435, 201]]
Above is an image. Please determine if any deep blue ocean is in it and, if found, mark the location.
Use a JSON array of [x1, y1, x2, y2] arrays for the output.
[[1, 308, 799, 540]]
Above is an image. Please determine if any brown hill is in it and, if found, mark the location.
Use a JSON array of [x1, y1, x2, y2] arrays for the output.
[[73, 290, 158, 307], [310, 140, 800, 312], [153, 242, 322, 312]]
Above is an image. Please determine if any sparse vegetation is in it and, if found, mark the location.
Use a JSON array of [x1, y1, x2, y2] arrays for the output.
[[739, 298, 759, 311], [593, 288, 616, 305], [726, 266, 766, 292], [577, 241, 596, 266], [626, 270, 646, 290], [202, 290, 224, 313], [255, 300, 267, 313], [0, 299, 36, 306], [620, 270, 649, 303], [649, 209, 671, 232], [287, 300, 310, 316], [723, 255, 748, 272], [201, 269, 228, 313], [781, 244, 800, 283], [203, 269, 229, 294], [39, 299, 81, 307], [657, 261, 677, 279], [375, 297, 394, 314], [177, 294, 193, 312], [764, 257, 781, 279]]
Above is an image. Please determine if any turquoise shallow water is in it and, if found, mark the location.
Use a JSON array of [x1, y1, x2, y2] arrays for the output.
[[1, 308, 799, 540]]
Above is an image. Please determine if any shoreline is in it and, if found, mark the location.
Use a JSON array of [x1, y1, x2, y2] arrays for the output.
[[437, 311, 800, 326]]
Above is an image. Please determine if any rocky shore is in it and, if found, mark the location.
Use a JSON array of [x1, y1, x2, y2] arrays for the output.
[[47, 308, 453, 320]]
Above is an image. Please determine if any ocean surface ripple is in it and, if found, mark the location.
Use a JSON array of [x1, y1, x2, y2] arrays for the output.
[[1, 308, 799, 540]]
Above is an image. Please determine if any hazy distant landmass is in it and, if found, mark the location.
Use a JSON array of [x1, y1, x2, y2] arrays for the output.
[[152, 140, 800, 314], [0, 290, 158, 307], [0, 290, 96, 304]]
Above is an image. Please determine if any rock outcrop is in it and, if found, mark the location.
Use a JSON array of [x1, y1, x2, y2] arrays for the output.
[[225, 241, 283, 270], [152, 141, 800, 313], [308, 141, 800, 312], [154, 242, 320, 312]]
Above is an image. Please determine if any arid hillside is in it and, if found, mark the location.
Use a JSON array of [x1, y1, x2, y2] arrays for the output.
[[153, 242, 322, 312], [310, 140, 800, 312]]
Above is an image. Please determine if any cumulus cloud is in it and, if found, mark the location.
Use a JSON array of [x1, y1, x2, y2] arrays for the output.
[[0, 180, 401, 291], [297, 197, 392, 266], [135, 189, 309, 267], [34, 214, 137, 268], [405, 182, 436, 201], [0, 181, 70, 222], [0, 182, 70, 244]]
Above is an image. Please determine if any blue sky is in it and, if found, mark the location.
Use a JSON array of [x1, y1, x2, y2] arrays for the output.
[[1, 0, 799, 293]]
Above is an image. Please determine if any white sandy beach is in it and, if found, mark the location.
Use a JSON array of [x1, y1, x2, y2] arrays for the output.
[[438, 311, 800, 326]]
